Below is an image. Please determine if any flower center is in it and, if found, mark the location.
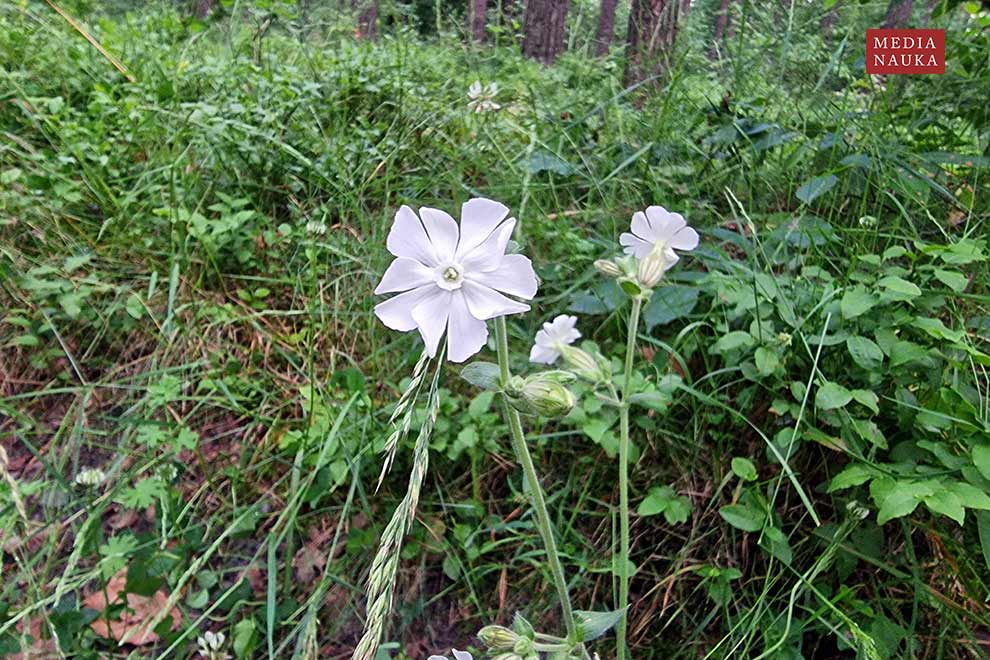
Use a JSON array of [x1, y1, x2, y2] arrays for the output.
[[435, 263, 465, 291]]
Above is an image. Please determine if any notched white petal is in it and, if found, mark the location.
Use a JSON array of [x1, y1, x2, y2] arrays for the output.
[[374, 257, 434, 294], [462, 280, 530, 320], [387, 205, 438, 266]]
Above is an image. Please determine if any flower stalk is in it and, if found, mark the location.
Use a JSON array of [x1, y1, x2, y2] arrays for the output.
[[616, 296, 642, 660], [494, 316, 577, 643]]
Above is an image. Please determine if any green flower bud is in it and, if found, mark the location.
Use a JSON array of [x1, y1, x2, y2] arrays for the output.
[[520, 375, 575, 418], [560, 345, 606, 383], [594, 259, 623, 279], [478, 625, 519, 650], [513, 636, 536, 655], [505, 375, 526, 398]]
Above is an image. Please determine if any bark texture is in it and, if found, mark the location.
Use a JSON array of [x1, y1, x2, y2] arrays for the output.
[[521, 0, 571, 64], [357, 1, 378, 39], [882, 0, 913, 28], [594, 0, 619, 56], [624, 0, 679, 86], [469, 0, 488, 42]]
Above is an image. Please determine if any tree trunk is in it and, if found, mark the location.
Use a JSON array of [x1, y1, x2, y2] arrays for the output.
[[821, 0, 841, 38], [624, 0, 679, 87], [469, 0, 488, 42], [882, 0, 912, 28], [712, 0, 732, 44], [357, 1, 378, 39], [594, 0, 618, 56], [521, 0, 571, 64], [193, 0, 214, 18]]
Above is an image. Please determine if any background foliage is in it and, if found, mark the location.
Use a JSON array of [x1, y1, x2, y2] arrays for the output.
[[1, 0, 989, 657]]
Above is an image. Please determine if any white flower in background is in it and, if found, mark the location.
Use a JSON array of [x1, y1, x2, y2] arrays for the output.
[[374, 198, 538, 363], [467, 80, 500, 113], [305, 220, 327, 235], [428, 651, 472, 660], [197, 631, 229, 659], [619, 206, 699, 268], [529, 314, 581, 364], [74, 467, 106, 488]]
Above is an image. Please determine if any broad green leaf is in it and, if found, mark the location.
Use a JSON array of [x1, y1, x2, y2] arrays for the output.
[[972, 445, 990, 482], [871, 478, 933, 525], [933, 268, 968, 292], [125, 293, 144, 319], [947, 482, 990, 510], [977, 512, 990, 574], [642, 285, 698, 330], [719, 503, 764, 532], [850, 389, 879, 415], [816, 382, 852, 410], [846, 336, 884, 370], [796, 174, 837, 204], [923, 489, 965, 525], [759, 525, 792, 564], [460, 361, 501, 390], [912, 317, 964, 342], [827, 464, 874, 492], [840, 286, 877, 319], [711, 331, 754, 353], [233, 619, 258, 658], [889, 341, 930, 367], [754, 347, 780, 376], [575, 609, 625, 642], [731, 457, 758, 482], [878, 275, 921, 302], [59, 292, 83, 320]]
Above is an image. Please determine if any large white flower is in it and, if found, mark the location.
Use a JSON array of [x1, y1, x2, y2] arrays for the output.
[[467, 80, 500, 113], [427, 651, 471, 660], [374, 198, 538, 363], [529, 314, 581, 364], [619, 206, 699, 267]]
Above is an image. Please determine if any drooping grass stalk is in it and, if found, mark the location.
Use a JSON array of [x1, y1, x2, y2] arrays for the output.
[[354, 352, 443, 660], [616, 296, 642, 660], [493, 316, 577, 642]]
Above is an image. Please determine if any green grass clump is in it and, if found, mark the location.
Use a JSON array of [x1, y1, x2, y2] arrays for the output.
[[1, 0, 988, 658]]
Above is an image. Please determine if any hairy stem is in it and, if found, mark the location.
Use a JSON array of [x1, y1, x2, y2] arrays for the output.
[[617, 296, 642, 660], [494, 316, 577, 641]]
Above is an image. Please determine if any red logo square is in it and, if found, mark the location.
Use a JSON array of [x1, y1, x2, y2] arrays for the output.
[[866, 29, 945, 74]]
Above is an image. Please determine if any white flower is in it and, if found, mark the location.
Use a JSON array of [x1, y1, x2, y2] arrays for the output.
[[197, 631, 229, 659], [305, 220, 327, 235], [374, 198, 538, 363], [467, 80, 500, 113], [529, 315, 581, 364], [619, 206, 699, 268], [428, 651, 472, 660], [74, 467, 106, 487]]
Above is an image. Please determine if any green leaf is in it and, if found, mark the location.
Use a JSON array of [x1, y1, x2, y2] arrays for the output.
[[58, 292, 83, 320], [642, 285, 699, 329], [933, 268, 968, 292], [912, 317, 964, 342], [815, 382, 852, 410], [460, 361, 501, 391], [796, 174, 837, 204], [711, 331, 754, 353], [877, 275, 921, 302], [947, 482, 990, 510], [629, 389, 674, 413], [828, 464, 874, 492], [574, 609, 625, 642], [846, 336, 884, 370], [730, 457, 758, 482], [850, 389, 879, 415], [840, 286, 877, 319], [923, 489, 965, 525], [871, 478, 933, 525], [759, 525, 792, 564], [754, 347, 779, 376], [125, 293, 144, 319], [637, 484, 690, 523], [719, 503, 765, 532], [889, 341, 930, 367], [977, 512, 990, 574], [233, 618, 258, 658], [972, 445, 990, 482]]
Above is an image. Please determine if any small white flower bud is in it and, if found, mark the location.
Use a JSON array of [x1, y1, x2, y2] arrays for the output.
[[518, 375, 575, 418], [478, 625, 518, 650], [594, 259, 622, 279], [75, 468, 106, 488], [559, 345, 606, 383]]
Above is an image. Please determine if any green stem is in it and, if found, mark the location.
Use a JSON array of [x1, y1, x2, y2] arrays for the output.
[[494, 316, 577, 642], [617, 296, 642, 660]]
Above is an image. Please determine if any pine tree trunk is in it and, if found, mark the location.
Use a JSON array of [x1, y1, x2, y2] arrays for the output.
[[712, 0, 732, 44], [594, 0, 618, 56], [521, 0, 571, 64], [469, 0, 488, 42], [624, 0, 679, 86], [357, 1, 378, 39], [882, 0, 912, 28], [193, 0, 214, 18], [821, 0, 841, 38]]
